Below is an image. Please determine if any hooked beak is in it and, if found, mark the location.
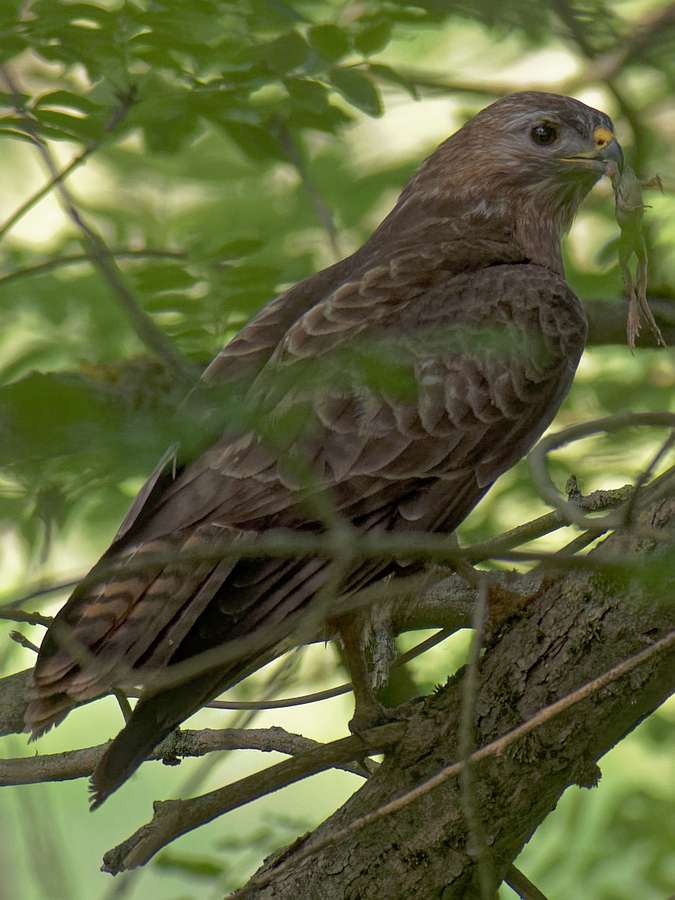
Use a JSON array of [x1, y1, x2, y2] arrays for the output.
[[562, 128, 623, 173]]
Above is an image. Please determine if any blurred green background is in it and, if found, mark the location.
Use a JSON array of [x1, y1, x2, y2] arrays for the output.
[[1, 1, 675, 897]]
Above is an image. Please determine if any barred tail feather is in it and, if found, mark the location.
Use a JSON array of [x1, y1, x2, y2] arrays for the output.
[[89, 666, 233, 809]]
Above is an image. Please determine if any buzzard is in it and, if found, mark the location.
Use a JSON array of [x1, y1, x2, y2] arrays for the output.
[[25, 91, 622, 807]]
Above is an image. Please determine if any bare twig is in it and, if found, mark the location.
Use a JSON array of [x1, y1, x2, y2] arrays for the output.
[[0, 481, 633, 619], [0, 581, 79, 611], [9, 631, 40, 653], [101, 721, 407, 873], [205, 626, 453, 710], [464, 483, 632, 563], [550, 0, 599, 58], [227, 625, 675, 898], [575, 1, 675, 86], [505, 863, 551, 900], [0, 86, 137, 242], [0, 249, 188, 286], [274, 120, 342, 261], [0, 145, 104, 242], [0, 608, 53, 627], [622, 429, 675, 528], [78, 232, 195, 381], [528, 412, 675, 530], [113, 689, 133, 723], [0, 724, 372, 787]]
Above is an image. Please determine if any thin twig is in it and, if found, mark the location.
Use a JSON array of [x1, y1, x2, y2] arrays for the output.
[[571, 1, 675, 89], [9, 517, 668, 704], [621, 430, 675, 528], [0, 85, 138, 242], [274, 120, 342, 261], [0, 724, 372, 787], [0, 144, 102, 242], [80, 231, 196, 381], [0, 482, 633, 617], [0, 249, 188, 286], [464, 483, 632, 563], [528, 412, 675, 530], [9, 631, 40, 653], [505, 863, 551, 900], [550, 0, 598, 57], [0, 581, 79, 611], [0, 609, 53, 627], [227, 625, 675, 898], [204, 627, 453, 710], [101, 721, 407, 873], [113, 690, 133, 724]]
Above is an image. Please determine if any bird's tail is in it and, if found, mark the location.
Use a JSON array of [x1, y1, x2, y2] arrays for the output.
[[90, 666, 233, 809]]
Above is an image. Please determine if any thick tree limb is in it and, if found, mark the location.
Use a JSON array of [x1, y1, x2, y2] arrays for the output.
[[0, 669, 31, 738], [229, 624, 675, 899], [223, 464, 675, 899]]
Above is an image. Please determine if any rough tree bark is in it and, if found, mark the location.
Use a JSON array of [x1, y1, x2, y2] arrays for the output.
[[229, 465, 675, 899], [1, 468, 674, 897]]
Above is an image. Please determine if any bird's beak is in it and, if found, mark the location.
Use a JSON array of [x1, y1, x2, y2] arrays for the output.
[[594, 130, 623, 170], [562, 128, 623, 173]]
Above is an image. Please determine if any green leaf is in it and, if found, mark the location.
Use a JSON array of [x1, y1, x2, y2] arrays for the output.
[[132, 264, 197, 293], [221, 120, 284, 161], [368, 63, 419, 99], [32, 109, 99, 142], [248, 0, 306, 27], [307, 24, 351, 63], [211, 238, 266, 258], [0, 90, 30, 108], [0, 122, 35, 143], [354, 21, 392, 56], [259, 30, 308, 74], [330, 68, 383, 117], [34, 90, 102, 115], [143, 112, 201, 154], [286, 102, 353, 134], [0, 372, 111, 463], [284, 77, 330, 113]]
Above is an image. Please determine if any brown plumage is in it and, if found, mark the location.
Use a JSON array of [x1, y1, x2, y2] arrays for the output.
[[25, 91, 622, 807]]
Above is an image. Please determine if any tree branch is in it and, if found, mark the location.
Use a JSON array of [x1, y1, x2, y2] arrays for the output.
[[0, 724, 373, 787], [504, 864, 551, 900], [101, 722, 406, 874], [222, 464, 675, 899], [0, 249, 188, 287], [274, 121, 342, 262]]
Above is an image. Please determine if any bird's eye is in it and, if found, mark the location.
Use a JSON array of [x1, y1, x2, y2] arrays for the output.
[[531, 124, 558, 145]]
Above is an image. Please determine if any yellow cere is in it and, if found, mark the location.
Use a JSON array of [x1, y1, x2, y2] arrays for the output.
[[593, 127, 615, 150]]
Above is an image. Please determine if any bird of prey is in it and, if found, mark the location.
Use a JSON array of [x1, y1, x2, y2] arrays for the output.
[[25, 91, 622, 807]]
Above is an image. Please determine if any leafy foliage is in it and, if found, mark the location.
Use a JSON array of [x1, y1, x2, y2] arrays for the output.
[[0, 1, 675, 898]]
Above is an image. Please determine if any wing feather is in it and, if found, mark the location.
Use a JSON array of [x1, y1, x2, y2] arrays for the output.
[[26, 255, 586, 805]]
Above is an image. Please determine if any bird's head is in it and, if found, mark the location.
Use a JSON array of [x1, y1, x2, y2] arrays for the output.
[[411, 91, 622, 237]]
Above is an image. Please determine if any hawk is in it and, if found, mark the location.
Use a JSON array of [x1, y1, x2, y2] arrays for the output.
[[25, 91, 622, 807]]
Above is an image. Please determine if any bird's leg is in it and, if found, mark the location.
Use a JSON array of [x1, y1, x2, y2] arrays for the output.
[[369, 621, 398, 694], [337, 614, 388, 734]]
